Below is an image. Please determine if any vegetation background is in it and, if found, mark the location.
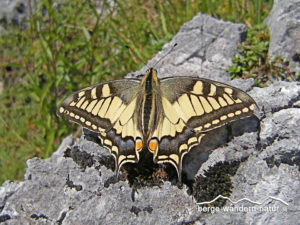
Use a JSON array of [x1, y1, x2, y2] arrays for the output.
[[0, 0, 278, 185]]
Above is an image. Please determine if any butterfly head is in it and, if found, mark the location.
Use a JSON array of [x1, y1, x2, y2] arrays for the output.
[[142, 68, 159, 88]]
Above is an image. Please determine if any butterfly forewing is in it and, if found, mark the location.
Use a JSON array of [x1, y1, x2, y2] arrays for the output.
[[160, 77, 256, 132]]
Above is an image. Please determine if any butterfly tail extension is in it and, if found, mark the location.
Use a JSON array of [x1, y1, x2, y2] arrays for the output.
[[175, 132, 206, 182], [148, 126, 206, 182]]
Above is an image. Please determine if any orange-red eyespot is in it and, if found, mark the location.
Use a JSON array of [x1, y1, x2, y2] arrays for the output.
[[148, 139, 158, 152], [135, 138, 143, 151]]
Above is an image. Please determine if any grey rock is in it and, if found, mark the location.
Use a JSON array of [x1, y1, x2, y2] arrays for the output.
[[131, 13, 247, 82], [1, 12, 300, 225], [264, 0, 300, 72], [260, 108, 300, 168], [0, 0, 28, 22], [249, 81, 300, 116], [0, 0, 29, 33], [199, 160, 299, 225]]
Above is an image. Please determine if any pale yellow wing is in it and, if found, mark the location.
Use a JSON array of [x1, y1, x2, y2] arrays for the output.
[[147, 77, 256, 181], [57, 79, 144, 173]]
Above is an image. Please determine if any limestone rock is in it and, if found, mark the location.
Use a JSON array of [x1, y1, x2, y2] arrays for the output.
[[264, 0, 300, 72]]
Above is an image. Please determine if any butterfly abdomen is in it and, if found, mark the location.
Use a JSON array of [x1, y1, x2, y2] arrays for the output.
[[141, 68, 160, 137], [143, 76, 152, 134]]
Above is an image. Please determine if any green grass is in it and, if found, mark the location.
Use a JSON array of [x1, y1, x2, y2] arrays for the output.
[[0, 0, 274, 185]]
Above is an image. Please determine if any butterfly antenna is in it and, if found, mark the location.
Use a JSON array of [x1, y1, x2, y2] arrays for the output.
[[125, 45, 149, 77], [151, 43, 177, 69], [126, 43, 177, 71]]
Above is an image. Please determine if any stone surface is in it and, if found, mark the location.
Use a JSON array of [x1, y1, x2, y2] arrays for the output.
[[131, 13, 247, 82], [264, 0, 300, 72], [0, 0, 28, 32], [1, 11, 300, 225]]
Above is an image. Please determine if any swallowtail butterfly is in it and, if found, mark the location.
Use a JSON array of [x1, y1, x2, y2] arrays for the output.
[[57, 68, 256, 181]]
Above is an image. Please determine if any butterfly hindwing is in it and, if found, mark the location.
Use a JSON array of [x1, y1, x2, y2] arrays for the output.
[[57, 79, 144, 173], [147, 110, 206, 181]]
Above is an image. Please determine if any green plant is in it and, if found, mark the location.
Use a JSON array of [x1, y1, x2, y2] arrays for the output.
[[227, 24, 297, 86], [199, 0, 273, 25]]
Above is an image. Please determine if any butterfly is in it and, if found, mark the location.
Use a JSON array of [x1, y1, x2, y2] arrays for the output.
[[57, 68, 256, 181]]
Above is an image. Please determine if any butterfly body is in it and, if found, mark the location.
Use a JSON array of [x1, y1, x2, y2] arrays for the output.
[[57, 68, 256, 181]]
